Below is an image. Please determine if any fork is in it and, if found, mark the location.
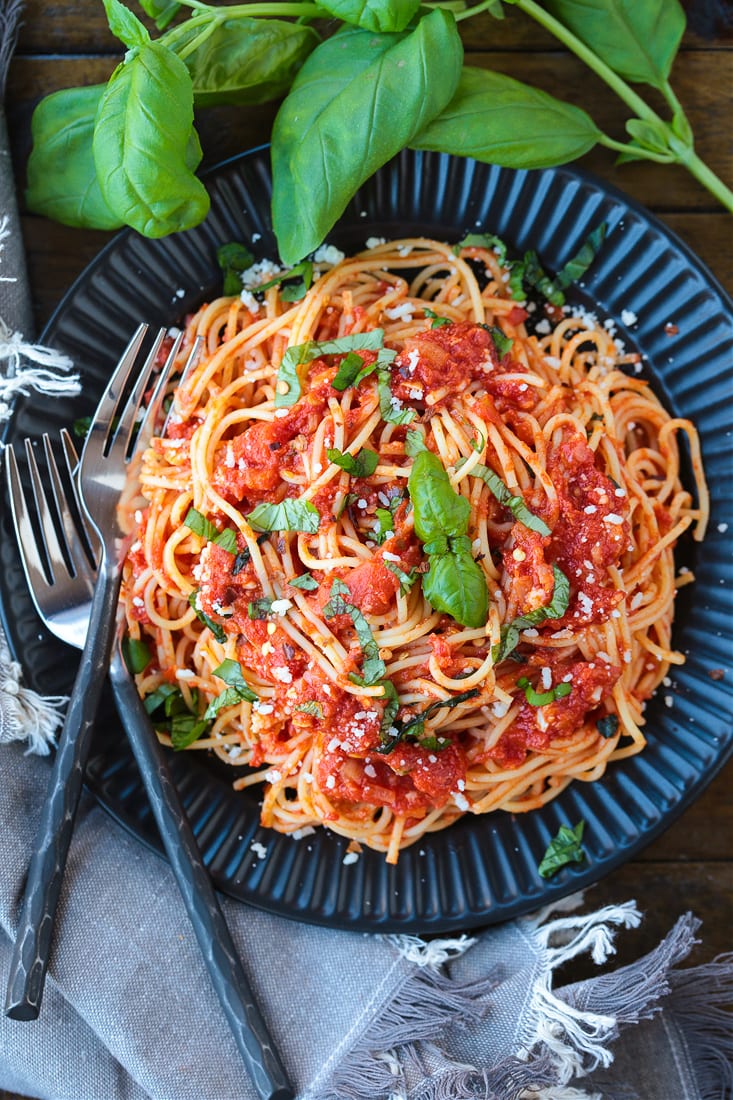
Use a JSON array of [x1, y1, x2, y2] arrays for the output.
[[4, 330, 293, 1100]]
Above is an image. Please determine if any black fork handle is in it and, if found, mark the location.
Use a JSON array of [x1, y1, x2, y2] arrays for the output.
[[5, 563, 120, 1020], [108, 651, 293, 1100]]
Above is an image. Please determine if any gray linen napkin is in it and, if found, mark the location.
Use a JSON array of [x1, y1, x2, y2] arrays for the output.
[[1, 4, 731, 1098]]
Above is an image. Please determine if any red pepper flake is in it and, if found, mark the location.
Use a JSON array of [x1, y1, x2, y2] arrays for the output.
[[708, 668, 725, 681], [664, 323, 679, 336]]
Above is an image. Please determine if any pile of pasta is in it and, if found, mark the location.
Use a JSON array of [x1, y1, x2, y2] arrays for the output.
[[120, 237, 708, 862]]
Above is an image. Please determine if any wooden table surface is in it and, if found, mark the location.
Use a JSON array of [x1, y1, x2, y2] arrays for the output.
[[2, 3, 731, 1093]]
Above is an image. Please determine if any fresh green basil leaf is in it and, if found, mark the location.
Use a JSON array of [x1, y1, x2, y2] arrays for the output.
[[184, 507, 237, 553], [509, 250, 564, 306], [597, 713, 620, 739], [247, 498, 321, 534], [164, 16, 319, 107], [232, 534, 270, 576], [470, 433, 486, 454], [327, 446, 379, 479], [143, 681, 180, 716], [93, 43, 209, 238], [276, 329, 387, 407], [377, 687, 478, 752], [463, 462, 550, 535], [409, 450, 470, 541], [248, 597, 274, 620], [378, 370, 417, 425], [624, 117, 674, 159], [543, 0, 685, 90], [405, 428, 428, 457], [26, 85, 125, 230], [271, 11, 463, 263], [102, 0, 149, 48], [555, 224, 607, 289], [538, 820, 586, 878], [384, 560, 418, 595], [412, 67, 602, 169], [204, 687, 247, 720], [170, 712, 210, 750], [484, 324, 513, 358], [138, 0, 180, 31], [374, 508, 395, 544], [212, 658, 259, 701], [295, 700, 324, 718], [517, 675, 573, 706], [256, 260, 314, 301], [422, 544, 489, 629], [287, 572, 319, 591], [378, 678, 401, 741], [323, 585, 386, 685], [122, 636, 151, 675], [453, 232, 508, 265], [332, 351, 376, 391], [217, 242, 254, 296], [187, 589, 228, 643], [494, 564, 570, 662], [316, 0, 420, 32], [424, 307, 452, 328]]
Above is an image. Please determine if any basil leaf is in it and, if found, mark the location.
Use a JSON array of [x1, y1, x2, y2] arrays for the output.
[[212, 658, 259, 701], [255, 260, 314, 302], [331, 351, 377, 392], [494, 565, 571, 663], [424, 307, 451, 328], [316, 0, 420, 33], [271, 11, 463, 263], [171, 712, 210, 750], [288, 572, 319, 591], [295, 700, 324, 718], [422, 543, 489, 629], [485, 324, 513, 358], [409, 450, 470, 541], [203, 687, 247, 720], [217, 242, 254, 296], [378, 687, 479, 753], [538, 821, 586, 878], [517, 676, 573, 707], [378, 370, 417, 425], [510, 250, 565, 306], [374, 509, 395, 544], [543, 0, 685, 91], [405, 428, 428, 457], [102, 0, 149, 48], [464, 462, 550, 535], [378, 679, 401, 742], [555, 223, 607, 290], [138, 0, 180, 31], [143, 681, 180, 716], [122, 636, 151, 675], [248, 597, 274, 620], [323, 582, 386, 685], [327, 447, 379, 479], [247, 498, 321, 534], [164, 16, 319, 107], [184, 507, 237, 553], [412, 67, 602, 169], [597, 714, 620, 739], [187, 590, 227, 643], [453, 232, 508, 265], [26, 85, 124, 230], [231, 533, 269, 576], [384, 560, 418, 595], [276, 329, 388, 407], [93, 42, 210, 237]]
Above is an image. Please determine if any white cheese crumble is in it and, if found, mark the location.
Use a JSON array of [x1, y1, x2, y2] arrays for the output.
[[325, 775, 336, 789], [365, 236, 386, 249], [383, 551, 401, 562], [313, 244, 345, 265], [385, 302, 414, 322], [621, 309, 638, 326], [452, 792, 470, 811], [241, 258, 282, 288], [342, 851, 360, 865], [272, 666, 293, 684], [540, 667, 552, 690], [250, 842, 268, 860], [270, 598, 293, 616], [604, 513, 624, 525]]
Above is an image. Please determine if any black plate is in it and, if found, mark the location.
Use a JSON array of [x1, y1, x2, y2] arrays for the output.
[[2, 148, 732, 933]]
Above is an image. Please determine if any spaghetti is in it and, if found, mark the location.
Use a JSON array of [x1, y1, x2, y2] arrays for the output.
[[120, 237, 708, 863]]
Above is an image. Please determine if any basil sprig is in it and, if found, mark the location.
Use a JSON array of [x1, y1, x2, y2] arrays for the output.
[[326, 446, 379, 478], [493, 565, 570, 663], [204, 658, 259, 719], [247, 498, 321, 534], [424, 307, 451, 328], [275, 329, 393, 407], [538, 821, 586, 879], [184, 507, 238, 553], [458, 461, 550, 536], [408, 450, 488, 629], [323, 578, 386, 686]]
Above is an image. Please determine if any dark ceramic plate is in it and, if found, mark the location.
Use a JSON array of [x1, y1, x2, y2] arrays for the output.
[[2, 148, 732, 933]]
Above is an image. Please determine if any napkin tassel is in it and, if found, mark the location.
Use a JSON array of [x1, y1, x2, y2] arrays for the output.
[[665, 950, 733, 1100], [0, 640, 67, 754]]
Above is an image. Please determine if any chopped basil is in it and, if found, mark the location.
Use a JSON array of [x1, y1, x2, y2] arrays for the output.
[[294, 700, 324, 718], [232, 532, 269, 575], [405, 428, 428, 457], [378, 369, 416, 425], [248, 597, 273, 619], [323, 579, 386, 686], [143, 681, 183, 717], [596, 713, 620, 739], [275, 329, 389, 407], [184, 507, 237, 553], [482, 323, 513, 358], [508, 224, 606, 308], [326, 446, 379, 479], [377, 687, 479, 754], [143, 681, 210, 750], [555, 224, 607, 291], [73, 415, 92, 440], [538, 821, 586, 879], [453, 232, 508, 266], [254, 260, 313, 302], [122, 636, 151, 675], [384, 560, 418, 595], [517, 676, 572, 707], [217, 242, 254, 297], [247, 498, 321, 534], [204, 658, 259, 720], [187, 589, 228, 643], [378, 679, 401, 742], [170, 712, 210, 751], [331, 351, 377, 391], [424, 307, 451, 328], [373, 508, 395, 544], [470, 433, 486, 454], [336, 491, 359, 518], [287, 572, 319, 591], [493, 565, 570, 663], [458, 461, 550, 536]]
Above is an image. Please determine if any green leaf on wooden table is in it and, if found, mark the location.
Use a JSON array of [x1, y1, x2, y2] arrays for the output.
[[271, 10, 463, 263], [543, 0, 686, 90], [93, 42, 210, 238], [164, 16, 320, 107], [316, 0, 421, 33], [26, 85, 125, 230], [412, 67, 602, 169]]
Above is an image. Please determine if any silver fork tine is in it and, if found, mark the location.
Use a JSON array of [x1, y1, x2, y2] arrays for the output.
[[136, 331, 187, 450], [41, 434, 92, 583], [59, 428, 99, 562], [85, 322, 148, 458], [108, 328, 166, 465], [24, 439, 67, 586], [6, 445, 51, 603]]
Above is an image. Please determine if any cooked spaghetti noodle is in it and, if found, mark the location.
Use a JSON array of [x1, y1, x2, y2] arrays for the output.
[[120, 237, 708, 863]]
